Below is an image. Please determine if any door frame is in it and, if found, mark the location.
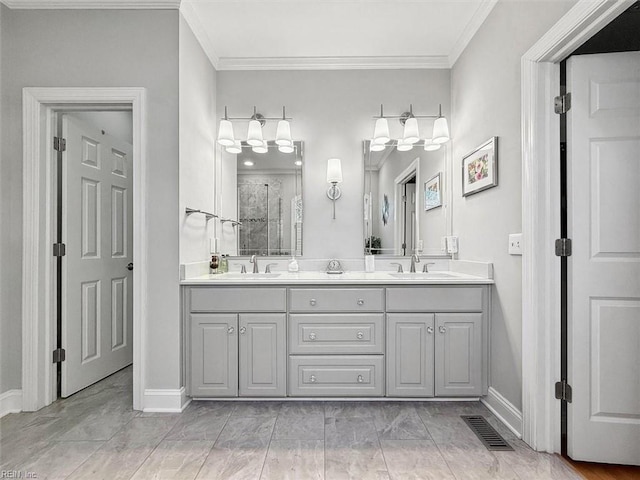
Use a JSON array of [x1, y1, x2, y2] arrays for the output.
[[521, 0, 634, 452], [22, 87, 147, 411]]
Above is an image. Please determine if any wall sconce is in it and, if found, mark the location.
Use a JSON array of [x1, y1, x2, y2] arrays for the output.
[[217, 106, 294, 153], [326, 158, 343, 220], [371, 103, 450, 151]]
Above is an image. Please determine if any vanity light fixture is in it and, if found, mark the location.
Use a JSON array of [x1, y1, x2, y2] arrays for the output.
[[252, 140, 269, 154], [243, 160, 255, 166], [278, 143, 295, 154], [294, 160, 303, 166], [370, 140, 386, 152], [326, 158, 343, 220], [217, 105, 294, 152], [372, 103, 450, 147], [397, 138, 413, 152], [423, 138, 441, 151]]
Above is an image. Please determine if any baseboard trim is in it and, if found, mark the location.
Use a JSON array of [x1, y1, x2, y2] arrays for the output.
[[143, 387, 190, 413], [0, 390, 23, 418], [481, 387, 523, 438]]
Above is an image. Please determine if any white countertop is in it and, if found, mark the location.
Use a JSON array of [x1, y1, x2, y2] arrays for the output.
[[181, 270, 494, 285]]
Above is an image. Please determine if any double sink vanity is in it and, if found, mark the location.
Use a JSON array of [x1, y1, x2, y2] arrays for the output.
[[181, 266, 493, 401]]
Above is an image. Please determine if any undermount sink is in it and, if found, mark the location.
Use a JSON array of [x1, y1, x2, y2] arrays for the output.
[[389, 272, 457, 279], [221, 273, 282, 279]]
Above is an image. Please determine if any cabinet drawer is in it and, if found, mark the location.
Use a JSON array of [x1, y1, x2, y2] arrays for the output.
[[289, 288, 384, 312], [386, 287, 483, 312], [288, 355, 384, 396], [289, 314, 384, 354], [190, 287, 286, 312]]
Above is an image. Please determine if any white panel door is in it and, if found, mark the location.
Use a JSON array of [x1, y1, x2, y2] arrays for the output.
[[62, 114, 133, 397], [567, 52, 640, 465]]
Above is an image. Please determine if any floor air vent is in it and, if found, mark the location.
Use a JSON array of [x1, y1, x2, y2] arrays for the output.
[[461, 415, 514, 451]]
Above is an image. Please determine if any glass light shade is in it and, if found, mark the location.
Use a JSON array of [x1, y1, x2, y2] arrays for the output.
[[278, 144, 295, 154], [275, 120, 293, 146], [217, 119, 235, 146], [326, 158, 343, 184], [252, 140, 268, 154], [403, 117, 420, 144], [432, 117, 450, 144], [373, 118, 390, 145], [423, 139, 441, 151], [243, 160, 254, 166], [294, 160, 302, 166], [370, 141, 386, 152], [225, 140, 242, 154], [246, 119, 264, 146], [397, 138, 413, 152]]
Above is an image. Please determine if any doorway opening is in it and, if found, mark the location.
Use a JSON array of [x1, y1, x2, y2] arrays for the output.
[[394, 158, 420, 256], [22, 87, 147, 412]]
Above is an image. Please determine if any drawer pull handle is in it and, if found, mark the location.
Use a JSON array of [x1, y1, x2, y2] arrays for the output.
[[310, 299, 317, 306], [239, 326, 246, 334], [309, 332, 317, 341], [439, 326, 446, 334], [357, 299, 365, 305], [356, 331, 364, 340], [310, 375, 316, 383], [357, 375, 364, 383], [227, 326, 235, 334], [427, 326, 434, 334]]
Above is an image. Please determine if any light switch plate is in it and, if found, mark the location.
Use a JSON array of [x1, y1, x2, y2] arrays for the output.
[[446, 236, 459, 254], [509, 233, 523, 255]]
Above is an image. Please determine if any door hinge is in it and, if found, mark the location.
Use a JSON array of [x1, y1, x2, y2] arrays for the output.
[[554, 93, 571, 114], [53, 243, 66, 257], [52, 348, 66, 363], [53, 136, 66, 152], [555, 380, 572, 403], [555, 238, 572, 257]]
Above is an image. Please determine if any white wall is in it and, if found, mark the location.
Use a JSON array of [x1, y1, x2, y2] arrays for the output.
[[0, 7, 181, 395], [216, 69, 451, 259], [451, 0, 576, 410], [179, 14, 217, 266]]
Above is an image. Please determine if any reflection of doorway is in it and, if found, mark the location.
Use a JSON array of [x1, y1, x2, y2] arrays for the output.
[[394, 158, 420, 256]]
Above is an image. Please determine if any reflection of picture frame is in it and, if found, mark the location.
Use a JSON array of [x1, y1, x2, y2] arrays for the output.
[[424, 172, 442, 211], [462, 137, 498, 197], [382, 194, 390, 225]]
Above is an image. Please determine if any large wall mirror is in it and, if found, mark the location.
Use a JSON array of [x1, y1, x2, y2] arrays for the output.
[[218, 141, 303, 256], [364, 140, 450, 256]]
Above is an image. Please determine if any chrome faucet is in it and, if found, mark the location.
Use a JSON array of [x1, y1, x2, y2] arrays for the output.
[[250, 255, 259, 273], [410, 254, 421, 273], [390, 262, 404, 273], [423, 262, 436, 273], [265, 263, 277, 273]]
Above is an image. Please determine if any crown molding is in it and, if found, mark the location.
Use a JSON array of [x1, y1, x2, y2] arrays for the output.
[[180, 1, 220, 69], [448, 0, 498, 67], [216, 56, 450, 71], [1, 0, 180, 8]]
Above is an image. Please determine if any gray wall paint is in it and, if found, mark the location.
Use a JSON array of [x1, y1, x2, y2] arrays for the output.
[[0, 8, 181, 394], [179, 13, 217, 265], [451, 0, 576, 410], [216, 69, 451, 259]]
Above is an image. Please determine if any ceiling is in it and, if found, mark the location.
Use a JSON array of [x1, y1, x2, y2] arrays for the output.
[[182, 0, 498, 70], [2, 0, 498, 70]]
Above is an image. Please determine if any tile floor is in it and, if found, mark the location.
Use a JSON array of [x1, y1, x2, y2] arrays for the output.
[[0, 367, 583, 479]]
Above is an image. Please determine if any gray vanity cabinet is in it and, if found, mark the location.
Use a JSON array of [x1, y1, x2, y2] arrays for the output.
[[190, 313, 238, 397], [386, 313, 435, 397], [435, 313, 483, 396]]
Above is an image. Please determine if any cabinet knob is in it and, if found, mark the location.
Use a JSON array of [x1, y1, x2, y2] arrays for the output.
[[309, 332, 317, 341], [439, 326, 446, 334], [310, 375, 316, 383], [356, 331, 364, 340], [357, 375, 364, 383], [427, 326, 434, 334], [227, 326, 235, 334], [310, 299, 317, 306], [357, 299, 365, 305], [239, 326, 246, 334]]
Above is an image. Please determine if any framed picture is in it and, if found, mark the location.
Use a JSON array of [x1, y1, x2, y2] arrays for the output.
[[424, 172, 442, 211], [462, 137, 498, 196]]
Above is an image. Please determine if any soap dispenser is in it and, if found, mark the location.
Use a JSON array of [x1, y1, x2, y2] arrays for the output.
[[288, 256, 299, 272]]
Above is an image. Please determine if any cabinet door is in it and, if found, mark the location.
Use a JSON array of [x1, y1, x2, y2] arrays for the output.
[[435, 313, 482, 396], [386, 313, 435, 397], [239, 313, 287, 397], [190, 314, 238, 397]]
